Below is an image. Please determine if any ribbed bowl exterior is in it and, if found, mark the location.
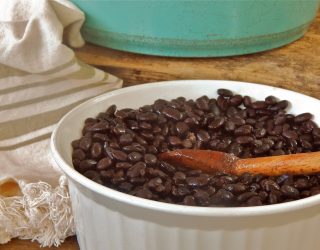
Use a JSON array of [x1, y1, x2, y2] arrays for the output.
[[69, 180, 320, 250]]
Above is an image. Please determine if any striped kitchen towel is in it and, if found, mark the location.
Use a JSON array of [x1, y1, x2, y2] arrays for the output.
[[0, 0, 122, 246]]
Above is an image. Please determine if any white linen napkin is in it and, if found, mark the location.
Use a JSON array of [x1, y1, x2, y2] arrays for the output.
[[0, 0, 122, 246]]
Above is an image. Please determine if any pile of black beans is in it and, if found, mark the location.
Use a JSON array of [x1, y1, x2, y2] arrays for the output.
[[71, 88, 320, 207]]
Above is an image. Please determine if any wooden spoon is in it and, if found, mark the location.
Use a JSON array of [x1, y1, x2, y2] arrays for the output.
[[159, 149, 320, 176]]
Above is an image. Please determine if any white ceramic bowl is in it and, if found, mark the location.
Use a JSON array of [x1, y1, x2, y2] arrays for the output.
[[51, 80, 320, 250]]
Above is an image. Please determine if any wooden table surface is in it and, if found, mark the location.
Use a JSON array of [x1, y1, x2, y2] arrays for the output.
[[4, 11, 319, 250]]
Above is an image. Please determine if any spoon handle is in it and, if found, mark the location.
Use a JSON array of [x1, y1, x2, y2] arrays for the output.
[[235, 151, 320, 176]]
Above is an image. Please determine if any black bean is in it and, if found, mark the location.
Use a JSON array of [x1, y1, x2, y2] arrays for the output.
[[236, 136, 254, 144], [251, 101, 267, 109], [236, 192, 257, 203], [260, 179, 280, 192], [140, 131, 154, 140], [127, 162, 146, 178], [213, 189, 234, 203], [130, 177, 147, 185], [186, 176, 210, 187], [246, 196, 262, 206], [281, 185, 299, 199], [176, 122, 189, 135], [274, 115, 287, 125], [311, 189, 320, 196], [282, 130, 298, 140], [71, 139, 80, 149], [111, 149, 128, 161], [301, 140, 312, 149], [162, 107, 183, 121], [208, 117, 225, 129], [186, 169, 203, 176], [105, 104, 116, 115], [229, 117, 246, 126], [253, 144, 270, 155], [275, 100, 289, 110], [228, 143, 243, 156], [115, 162, 132, 169], [268, 190, 283, 204], [134, 188, 153, 199], [135, 135, 148, 145], [79, 137, 92, 151], [97, 157, 113, 170], [118, 182, 133, 192], [137, 112, 158, 122], [271, 149, 285, 156], [92, 133, 109, 142], [265, 96, 278, 105], [139, 122, 152, 130], [313, 128, 320, 138], [172, 185, 191, 197], [195, 97, 209, 111], [112, 170, 126, 184], [109, 142, 120, 149], [243, 96, 252, 107], [218, 88, 233, 97], [168, 136, 182, 146], [249, 183, 260, 192], [79, 159, 97, 172], [226, 107, 238, 118], [128, 152, 142, 162], [159, 161, 176, 174], [83, 170, 100, 180], [224, 183, 246, 193], [113, 124, 126, 135], [197, 130, 210, 142], [217, 96, 229, 111], [294, 113, 312, 123], [240, 173, 254, 185], [163, 179, 173, 194], [148, 177, 164, 190], [144, 154, 157, 165], [91, 142, 102, 159], [147, 145, 158, 154], [173, 172, 187, 184], [87, 121, 109, 133], [72, 159, 80, 169], [148, 168, 167, 178], [133, 143, 147, 152], [183, 196, 196, 206], [220, 175, 238, 184], [194, 189, 210, 205], [229, 95, 243, 106], [276, 174, 289, 185], [114, 110, 128, 119], [225, 121, 236, 132], [72, 149, 86, 160], [294, 178, 310, 190], [235, 125, 253, 136], [209, 101, 221, 116]]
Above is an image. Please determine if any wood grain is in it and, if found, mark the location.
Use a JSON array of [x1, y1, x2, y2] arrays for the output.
[[3, 237, 79, 250], [75, 12, 320, 99], [3, 10, 319, 250]]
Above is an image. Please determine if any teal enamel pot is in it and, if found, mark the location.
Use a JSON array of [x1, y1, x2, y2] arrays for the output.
[[71, 0, 319, 57]]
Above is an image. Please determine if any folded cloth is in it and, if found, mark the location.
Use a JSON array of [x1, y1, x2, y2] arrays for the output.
[[0, 0, 122, 246]]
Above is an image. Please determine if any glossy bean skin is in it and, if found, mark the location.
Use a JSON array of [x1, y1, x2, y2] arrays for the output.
[[72, 89, 320, 207]]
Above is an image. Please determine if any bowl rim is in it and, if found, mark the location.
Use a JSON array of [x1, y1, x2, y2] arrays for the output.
[[51, 80, 320, 217]]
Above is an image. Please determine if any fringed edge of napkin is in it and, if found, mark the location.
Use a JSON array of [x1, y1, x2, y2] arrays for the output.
[[0, 176, 75, 247]]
